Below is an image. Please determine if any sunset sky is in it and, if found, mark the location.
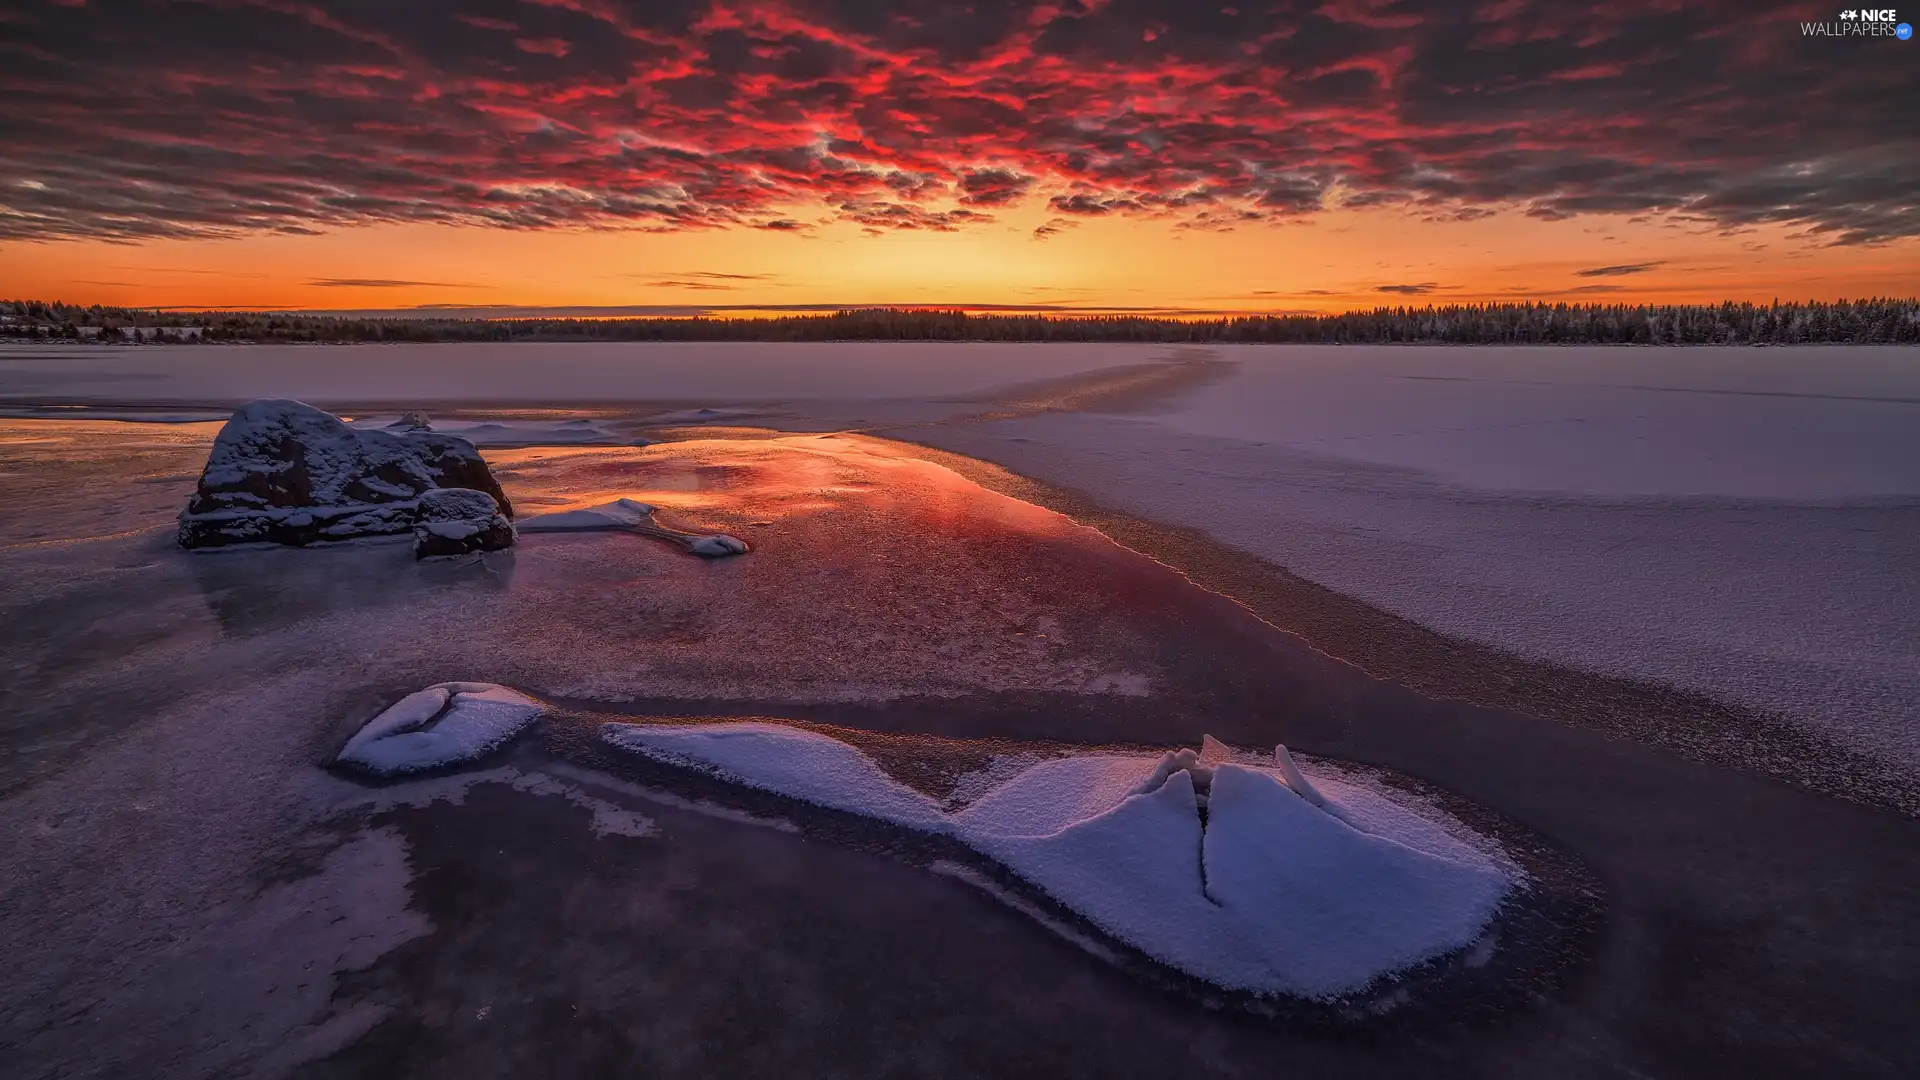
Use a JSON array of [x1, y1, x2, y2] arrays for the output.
[[2, 0, 1915, 316]]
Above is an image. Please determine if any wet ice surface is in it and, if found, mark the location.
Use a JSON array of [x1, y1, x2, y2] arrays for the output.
[[0, 421, 1251, 1076], [2, 402, 1916, 1077]]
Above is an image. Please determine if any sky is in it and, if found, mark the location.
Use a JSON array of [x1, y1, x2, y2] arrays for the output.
[[1, 0, 1915, 316]]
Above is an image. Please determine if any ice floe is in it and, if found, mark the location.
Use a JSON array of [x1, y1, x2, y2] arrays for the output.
[[518, 497, 748, 558], [601, 721, 1511, 998], [334, 682, 545, 777]]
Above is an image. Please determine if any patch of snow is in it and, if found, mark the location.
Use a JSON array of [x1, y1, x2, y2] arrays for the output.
[[688, 533, 748, 557], [1198, 763, 1506, 998], [600, 722, 1512, 998], [601, 722, 948, 829], [334, 683, 544, 777], [955, 755, 1158, 837], [941, 753, 1051, 810], [518, 497, 747, 558], [516, 497, 656, 532]]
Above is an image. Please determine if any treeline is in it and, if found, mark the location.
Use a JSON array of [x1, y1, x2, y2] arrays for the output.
[[4, 298, 1919, 345]]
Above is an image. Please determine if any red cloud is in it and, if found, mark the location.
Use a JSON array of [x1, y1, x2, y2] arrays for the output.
[[0, 0, 1912, 244]]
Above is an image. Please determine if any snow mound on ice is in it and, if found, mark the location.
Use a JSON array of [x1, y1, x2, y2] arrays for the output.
[[600, 723, 1511, 997], [688, 534, 749, 557], [602, 722, 946, 828], [516, 498, 656, 531], [518, 498, 748, 558], [335, 682, 544, 777]]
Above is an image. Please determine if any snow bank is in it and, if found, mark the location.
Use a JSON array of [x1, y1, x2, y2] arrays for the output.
[[601, 722, 1510, 997], [518, 498, 748, 558], [601, 722, 947, 828], [334, 682, 544, 777], [515, 497, 657, 531]]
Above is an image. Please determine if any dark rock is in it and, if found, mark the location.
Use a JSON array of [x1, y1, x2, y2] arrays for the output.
[[178, 399, 513, 549], [413, 488, 516, 559]]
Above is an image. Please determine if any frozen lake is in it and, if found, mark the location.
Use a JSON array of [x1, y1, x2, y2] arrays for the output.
[[0, 341, 1145, 405], [4, 341, 1916, 770]]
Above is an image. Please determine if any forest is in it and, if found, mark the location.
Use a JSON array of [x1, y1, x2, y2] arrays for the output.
[[4, 297, 1918, 345]]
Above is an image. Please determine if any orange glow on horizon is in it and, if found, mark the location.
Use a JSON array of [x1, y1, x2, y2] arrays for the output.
[[5, 202, 1917, 318]]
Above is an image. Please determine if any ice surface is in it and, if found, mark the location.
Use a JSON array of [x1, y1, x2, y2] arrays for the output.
[[909, 347, 1920, 767], [335, 682, 545, 776], [0, 342, 1147, 404], [1146, 346, 1920, 499], [602, 722, 1511, 997], [351, 416, 647, 447]]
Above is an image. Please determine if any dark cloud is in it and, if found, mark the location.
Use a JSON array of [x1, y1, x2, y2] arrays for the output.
[[958, 168, 1033, 207], [306, 278, 479, 288], [1575, 262, 1664, 277], [0, 0, 1912, 243], [1375, 283, 1451, 296], [1032, 218, 1078, 240]]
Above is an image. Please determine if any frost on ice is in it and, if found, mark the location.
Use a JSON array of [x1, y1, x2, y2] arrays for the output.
[[334, 683, 545, 777], [602, 722, 1510, 999], [178, 399, 514, 549], [518, 498, 748, 558]]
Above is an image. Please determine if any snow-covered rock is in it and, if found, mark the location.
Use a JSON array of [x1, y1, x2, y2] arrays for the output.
[[334, 682, 544, 777], [178, 399, 513, 549], [601, 724, 1512, 998], [412, 488, 515, 559], [385, 410, 433, 432], [518, 498, 748, 558]]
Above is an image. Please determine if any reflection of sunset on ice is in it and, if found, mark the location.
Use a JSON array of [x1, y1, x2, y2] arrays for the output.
[[487, 433, 1178, 704]]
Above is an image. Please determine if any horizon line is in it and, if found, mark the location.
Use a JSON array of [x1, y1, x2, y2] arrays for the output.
[[15, 297, 1919, 322]]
